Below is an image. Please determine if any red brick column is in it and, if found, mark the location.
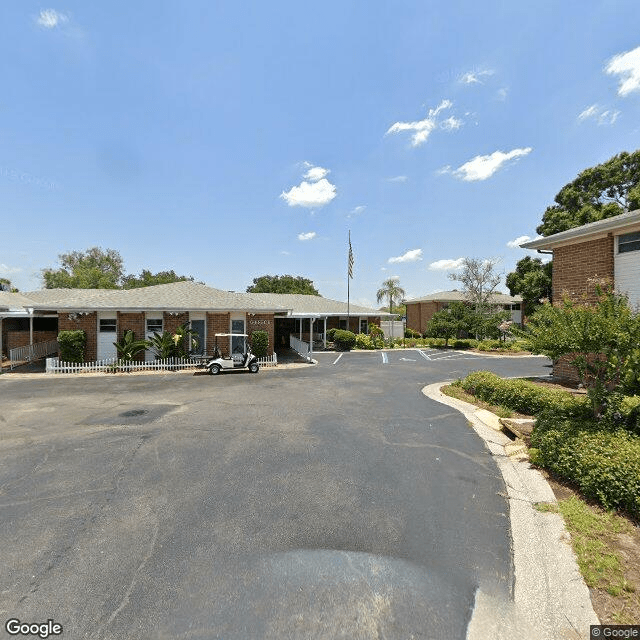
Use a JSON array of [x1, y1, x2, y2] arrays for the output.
[[207, 313, 230, 357], [117, 312, 146, 361], [247, 313, 274, 356], [58, 312, 97, 361], [163, 312, 190, 335]]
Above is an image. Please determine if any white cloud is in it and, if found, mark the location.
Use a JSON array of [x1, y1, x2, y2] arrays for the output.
[[280, 166, 337, 209], [459, 69, 495, 85], [388, 175, 408, 183], [429, 258, 464, 271], [507, 235, 532, 248], [303, 165, 329, 182], [605, 46, 640, 97], [441, 116, 463, 131], [0, 263, 23, 276], [388, 249, 423, 264], [444, 147, 532, 181], [386, 100, 461, 147], [297, 232, 316, 241], [347, 205, 366, 218], [578, 104, 620, 125], [496, 88, 508, 101], [36, 9, 69, 29]]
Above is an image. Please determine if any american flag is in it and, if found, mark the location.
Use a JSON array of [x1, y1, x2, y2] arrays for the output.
[[348, 233, 354, 279]]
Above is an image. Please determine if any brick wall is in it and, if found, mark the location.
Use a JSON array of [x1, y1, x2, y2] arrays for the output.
[[163, 312, 190, 335], [553, 234, 614, 303], [58, 312, 98, 361], [406, 301, 443, 335], [247, 313, 274, 356], [6, 331, 58, 353], [207, 312, 230, 356], [116, 312, 146, 361]]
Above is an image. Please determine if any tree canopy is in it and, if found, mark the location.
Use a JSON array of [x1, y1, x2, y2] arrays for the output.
[[448, 257, 501, 310], [506, 256, 552, 316], [42, 247, 194, 289], [246, 274, 320, 295], [537, 150, 640, 237], [121, 269, 193, 289], [0, 278, 18, 292]]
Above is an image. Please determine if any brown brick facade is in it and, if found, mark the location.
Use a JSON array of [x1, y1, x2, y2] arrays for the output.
[[406, 301, 445, 335], [116, 312, 146, 361], [207, 312, 230, 357], [58, 312, 98, 361], [553, 234, 614, 303], [247, 313, 274, 356], [6, 331, 58, 353], [163, 312, 190, 335]]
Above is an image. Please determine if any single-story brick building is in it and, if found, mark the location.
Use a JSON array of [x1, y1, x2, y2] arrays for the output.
[[404, 290, 523, 336], [521, 208, 640, 308], [1, 281, 385, 362], [521, 208, 640, 381]]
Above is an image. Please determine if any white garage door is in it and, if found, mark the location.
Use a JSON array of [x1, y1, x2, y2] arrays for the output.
[[615, 231, 640, 309], [97, 317, 118, 360]]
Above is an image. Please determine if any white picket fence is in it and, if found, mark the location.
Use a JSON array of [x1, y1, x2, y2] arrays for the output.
[[10, 340, 59, 370], [46, 353, 277, 374]]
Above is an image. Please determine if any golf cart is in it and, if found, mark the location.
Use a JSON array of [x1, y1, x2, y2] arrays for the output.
[[203, 334, 260, 375]]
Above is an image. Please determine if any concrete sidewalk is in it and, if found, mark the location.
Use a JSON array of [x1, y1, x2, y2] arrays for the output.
[[422, 382, 599, 640]]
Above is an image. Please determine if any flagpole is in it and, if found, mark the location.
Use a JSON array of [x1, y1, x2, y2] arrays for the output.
[[347, 230, 351, 325]]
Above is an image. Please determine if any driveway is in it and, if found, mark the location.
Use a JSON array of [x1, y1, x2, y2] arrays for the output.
[[0, 350, 552, 639]]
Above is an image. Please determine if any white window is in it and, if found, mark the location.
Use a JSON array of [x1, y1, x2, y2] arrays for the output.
[[618, 231, 640, 254]]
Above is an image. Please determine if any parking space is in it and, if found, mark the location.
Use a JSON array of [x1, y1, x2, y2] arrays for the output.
[[0, 352, 551, 638]]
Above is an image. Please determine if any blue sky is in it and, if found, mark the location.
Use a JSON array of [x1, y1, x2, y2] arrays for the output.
[[1, 2, 639, 308]]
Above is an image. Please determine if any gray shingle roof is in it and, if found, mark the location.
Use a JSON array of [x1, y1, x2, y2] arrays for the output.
[[405, 290, 522, 304], [0, 291, 39, 310], [18, 281, 387, 316]]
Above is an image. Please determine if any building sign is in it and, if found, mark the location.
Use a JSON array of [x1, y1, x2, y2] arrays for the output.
[[249, 319, 271, 326]]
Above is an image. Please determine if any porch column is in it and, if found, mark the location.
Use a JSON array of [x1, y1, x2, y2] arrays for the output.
[[323, 317, 327, 349], [299, 318, 302, 342], [309, 318, 314, 359], [29, 308, 34, 346], [0, 317, 3, 363]]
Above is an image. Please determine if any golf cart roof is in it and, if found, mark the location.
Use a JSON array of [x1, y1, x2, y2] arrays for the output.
[[214, 333, 248, 337]]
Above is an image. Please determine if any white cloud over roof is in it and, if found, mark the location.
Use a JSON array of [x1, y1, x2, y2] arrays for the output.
[[36, 9, 69, 28], [429, 258, 464, 270], [444, 147, 532, 181], [386, 100, 461, 147], [388, 249, 423, 264], [606, 45, 640, 96], [280, 163, 336, 208], [297, 231, 316, 241]]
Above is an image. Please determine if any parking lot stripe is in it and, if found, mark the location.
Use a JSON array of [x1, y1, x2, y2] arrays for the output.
[[418, 349, 431, 361], [381, 352, 388, 364], [332, 354, 343, 365]]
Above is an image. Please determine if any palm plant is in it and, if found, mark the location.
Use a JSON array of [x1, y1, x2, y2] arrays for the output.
[[113, 330, 148, 362], [376, 278, 406, 317], [147, 331, 176, 359]]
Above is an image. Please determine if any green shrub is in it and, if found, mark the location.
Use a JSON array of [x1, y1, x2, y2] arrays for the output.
[[457, 371, 587, 416], [58, 330, 86, 362], [452, 339, 476, 350], [405, 338, 418, 347], [405, 328, 421, 338], [251, 330, 269, 357], [333, 329, 356, 351], [355, 333, 375, 349], [327, 328, 338, 342], [531, 413, 640, 518]]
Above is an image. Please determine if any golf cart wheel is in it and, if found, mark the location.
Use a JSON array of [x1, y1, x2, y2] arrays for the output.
[[249, 362, 259, 373], [209, 363, 221, 375]]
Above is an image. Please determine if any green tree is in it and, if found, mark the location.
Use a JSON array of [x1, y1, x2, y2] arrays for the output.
[[43, 247, 124, 289], [121, 269, 194, 289], [376, 278, 406, 317], [523, 287, 640, 416], [536, 150, 640, 237], [379, 303, 406, 319], [506, 256, 552, 315], [113, 330, 148, 362], [246, 274, 320, 295]]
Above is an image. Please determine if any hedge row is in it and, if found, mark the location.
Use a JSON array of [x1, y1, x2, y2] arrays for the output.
[[530, 414, 640, 519], [455, 370, 587, 416]]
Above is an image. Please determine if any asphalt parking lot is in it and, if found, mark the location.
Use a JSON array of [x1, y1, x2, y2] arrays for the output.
[[0, 350, 552, 639]]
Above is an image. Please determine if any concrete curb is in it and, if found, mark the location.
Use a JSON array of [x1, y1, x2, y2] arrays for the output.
[[421, 382, 599, 640]]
